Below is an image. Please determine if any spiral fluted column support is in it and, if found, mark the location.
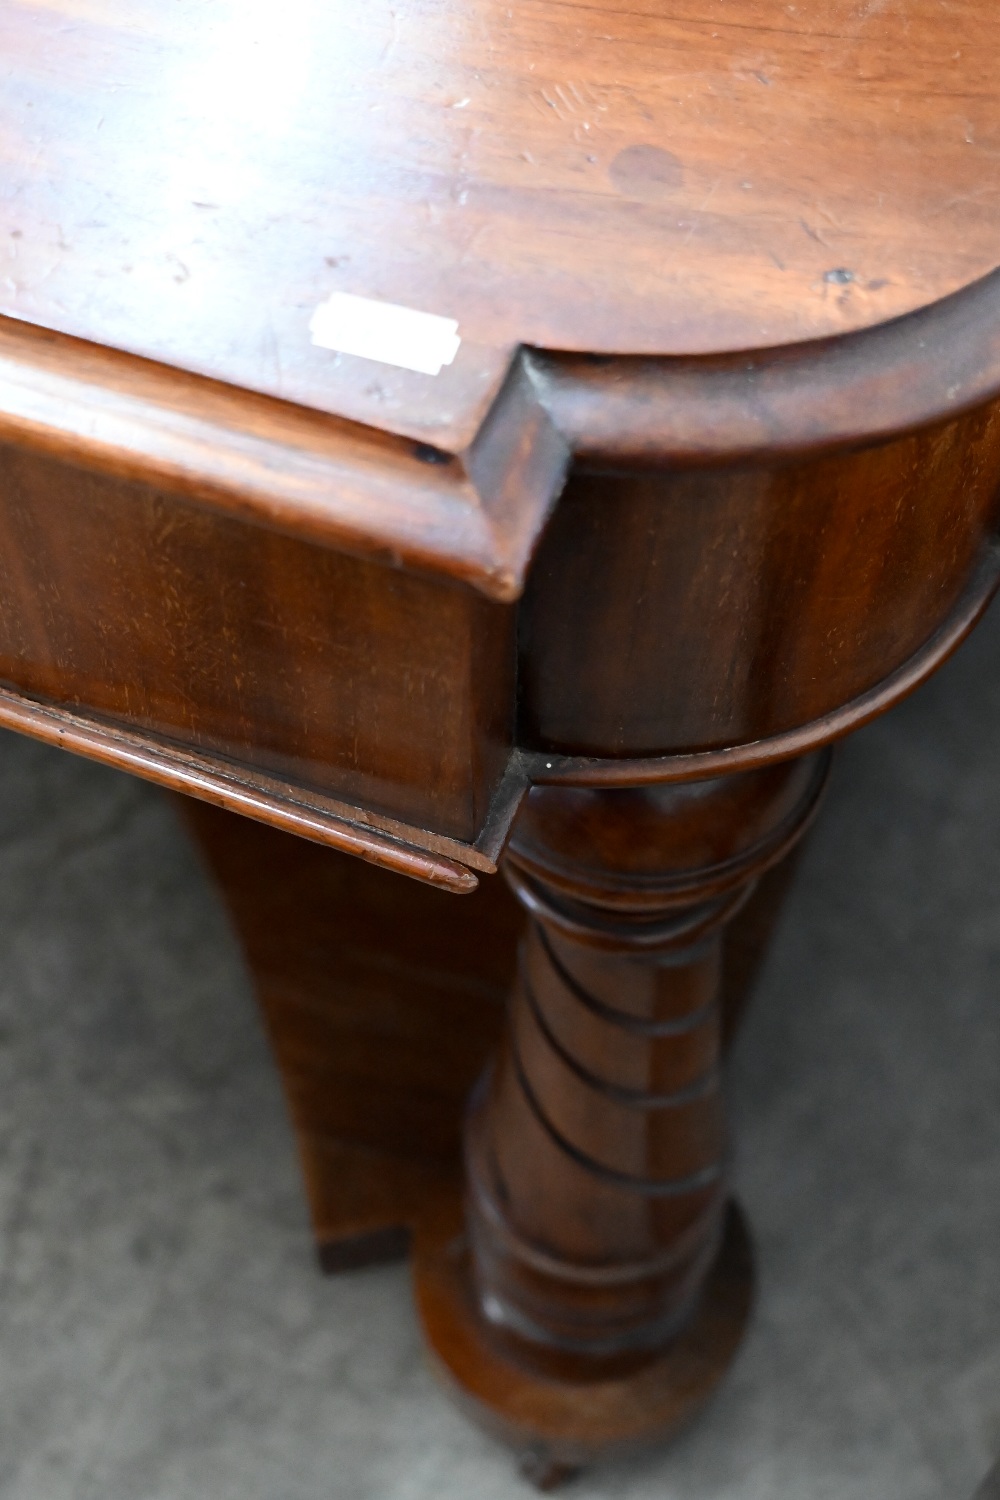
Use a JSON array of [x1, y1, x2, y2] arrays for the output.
[[414, 750, 830, 1485]]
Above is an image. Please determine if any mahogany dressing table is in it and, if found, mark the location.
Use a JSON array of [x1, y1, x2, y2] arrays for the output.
[[2, 0, 1000, 1485]]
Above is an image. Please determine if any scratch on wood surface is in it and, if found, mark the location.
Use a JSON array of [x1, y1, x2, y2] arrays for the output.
[[531, 80, 609, 126], [799, 218, 830, 247]]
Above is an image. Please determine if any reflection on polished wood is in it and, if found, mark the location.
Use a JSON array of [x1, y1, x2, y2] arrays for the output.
[[2, 0, 1000, 1482], [3, 0, 1000, 447]]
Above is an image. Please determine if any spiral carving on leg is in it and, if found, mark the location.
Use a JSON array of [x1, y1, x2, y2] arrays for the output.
[[414, 751, 829, 1477], [467, 753, 830, 1358]]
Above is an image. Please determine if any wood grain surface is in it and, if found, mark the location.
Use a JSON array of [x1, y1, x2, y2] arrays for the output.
[[1, 3, 999, 884], [0, 438, 517, 845], [181, 797, 801, 1269], [417, 758, 826, 1473], [2, 0, 999, 447], [3, 1, 1000, 1479], [520, 404, 1000, 758]]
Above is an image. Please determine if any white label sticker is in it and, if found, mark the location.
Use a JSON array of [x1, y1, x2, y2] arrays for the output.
[[309, 292, 461, 376]]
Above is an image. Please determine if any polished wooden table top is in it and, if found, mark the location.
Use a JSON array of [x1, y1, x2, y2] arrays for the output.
[[2, 0, 999, 451]]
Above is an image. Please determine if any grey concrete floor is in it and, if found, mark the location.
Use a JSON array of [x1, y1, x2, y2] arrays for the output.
[[0, 606, 999, 1500]]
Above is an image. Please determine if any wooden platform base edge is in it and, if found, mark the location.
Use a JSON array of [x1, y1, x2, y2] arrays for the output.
[[412, 1190, 755, 1490]]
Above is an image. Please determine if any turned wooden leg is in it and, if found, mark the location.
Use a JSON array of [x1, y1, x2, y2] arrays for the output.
[[413, 751, 830, 1482], [179, 794, 802, 1279]]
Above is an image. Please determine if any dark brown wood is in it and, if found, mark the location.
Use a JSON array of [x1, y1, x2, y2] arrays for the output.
[[414, 1192, 753, 1484], [0, 4, 997, 895], [521, 409, 1000, 759], [3, 0, 1000, 453], [522, 537, 1000, 790], [415, 756, 828, 1473], [179, 796, 797, 1276], [0, 319, 569, 599], [0, 433, 524, 881], [3, 0, 1000, 1482], [179, 796, 519, 1263], [531, 267, 1000, 469]]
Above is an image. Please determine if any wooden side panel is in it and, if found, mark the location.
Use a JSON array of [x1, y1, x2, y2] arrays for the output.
[[0, 443, 514, 841], [520, 403, 1000, 757], [181, 799, 518, 1262], [183, 800, 520, 1162]]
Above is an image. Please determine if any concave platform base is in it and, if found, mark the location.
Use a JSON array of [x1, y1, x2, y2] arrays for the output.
[[413, 1191, 755, 1489]]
